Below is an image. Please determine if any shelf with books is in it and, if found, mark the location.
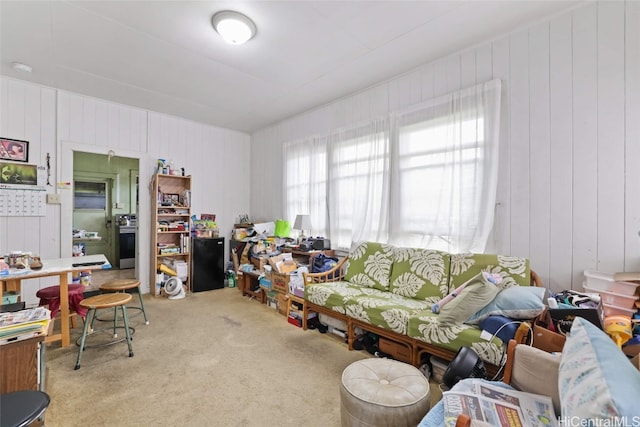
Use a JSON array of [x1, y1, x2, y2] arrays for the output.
[[151, 173, 191, 296]]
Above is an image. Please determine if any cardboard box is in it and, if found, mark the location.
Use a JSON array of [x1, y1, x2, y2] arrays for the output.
[[277, 293, 287, 316], [272, 272, 290, 293], [532, 324, 566, 353], [378, 337, 412, 364], [549, 304, 604, 335], [251, 256, 269, 272]]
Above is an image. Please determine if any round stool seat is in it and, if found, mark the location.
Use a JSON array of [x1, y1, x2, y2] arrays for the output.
[[75, 292, 135, 369], [97, 278, 149, 325], [36, 284, 87, 318], [0, 390, 50, 427], [99, 279, 141, 292], [36, 284, 85, 299], [80, 293, 132, 310], [340, 358, 430, 427]]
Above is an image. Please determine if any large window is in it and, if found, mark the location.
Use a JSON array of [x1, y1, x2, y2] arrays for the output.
[[284, 80, 501, 253]]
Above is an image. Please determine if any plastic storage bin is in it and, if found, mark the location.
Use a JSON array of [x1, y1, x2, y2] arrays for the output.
[[602, 303, 636, 318], [583, 284, 637, 309], [1, 291, 19, 305], [584, 270, 640, 296]]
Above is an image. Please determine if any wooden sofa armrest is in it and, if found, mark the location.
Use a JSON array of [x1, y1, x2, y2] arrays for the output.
[[302, 256, 348, 284], [502, 339, 519, 385], [530, 270, 543, 287]]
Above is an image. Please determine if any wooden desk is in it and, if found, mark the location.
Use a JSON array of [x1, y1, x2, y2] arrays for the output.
[[0, 254, 110, 348], [0, 335, 44, 393]]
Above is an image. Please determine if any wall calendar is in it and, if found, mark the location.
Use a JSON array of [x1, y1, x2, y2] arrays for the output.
[[0, 186, 47, 217]]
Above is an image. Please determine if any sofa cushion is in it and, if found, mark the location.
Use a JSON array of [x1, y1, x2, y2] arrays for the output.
[[305, 281, 366, 313], [438, 273, 501, 325], [344, 288, 431, 335], [344, 241, 394, 291], [448, 253, 530, 290], [466, 285, 546, 325], [408, 310, 505, 365], [559, 317, 640, 420], [389, 247, 450, 301]]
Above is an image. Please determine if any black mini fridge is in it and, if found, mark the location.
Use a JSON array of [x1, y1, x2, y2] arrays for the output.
[[191, 237, 225, 292]]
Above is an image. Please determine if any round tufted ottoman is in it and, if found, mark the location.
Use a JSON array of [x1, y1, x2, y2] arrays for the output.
[[340, 358, 431, 427]]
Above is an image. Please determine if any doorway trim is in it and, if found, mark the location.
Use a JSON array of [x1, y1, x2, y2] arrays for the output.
[[60, 141, 150, 289]]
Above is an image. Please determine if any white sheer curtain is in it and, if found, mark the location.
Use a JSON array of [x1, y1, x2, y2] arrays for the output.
[[327, 118, 391, 249], [282, 79, 501, 253], [283, 136, 328, 236], [390, 79, 501, 252]]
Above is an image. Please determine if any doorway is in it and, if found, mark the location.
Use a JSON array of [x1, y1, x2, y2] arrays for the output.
[[73, 152, 139, 269]]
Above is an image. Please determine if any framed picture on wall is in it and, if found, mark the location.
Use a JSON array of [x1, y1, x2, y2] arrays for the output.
[[0, 138, 29, 162]]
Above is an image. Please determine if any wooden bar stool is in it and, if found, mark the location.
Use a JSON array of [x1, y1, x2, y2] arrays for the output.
[[99, 279, 149, 325], [74, 293, 134, 370]]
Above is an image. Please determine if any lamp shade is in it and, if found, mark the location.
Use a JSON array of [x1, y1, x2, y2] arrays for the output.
[[294, 214, 311, 231]]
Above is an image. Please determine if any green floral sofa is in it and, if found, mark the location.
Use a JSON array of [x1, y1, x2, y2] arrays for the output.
[[303, 241, 540, 368]]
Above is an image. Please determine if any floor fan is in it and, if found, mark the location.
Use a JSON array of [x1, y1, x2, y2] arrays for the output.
[[164, 276, 185, 300]]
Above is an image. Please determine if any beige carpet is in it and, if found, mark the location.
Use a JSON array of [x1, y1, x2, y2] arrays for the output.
[[43, 287, 442, 426]]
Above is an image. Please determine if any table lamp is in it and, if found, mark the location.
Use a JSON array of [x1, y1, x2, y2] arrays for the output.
[[294, 214, 311, 243]]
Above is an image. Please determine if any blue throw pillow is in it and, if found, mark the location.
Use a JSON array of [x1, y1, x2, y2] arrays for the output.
[[559, 317, 640, 419], [466, 285, 545, 324], [479, 315, 520, 344]]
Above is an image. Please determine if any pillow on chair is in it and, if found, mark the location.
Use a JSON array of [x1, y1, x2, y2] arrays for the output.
[[509, 343, 561, 416], [559, 317, 640, 419]]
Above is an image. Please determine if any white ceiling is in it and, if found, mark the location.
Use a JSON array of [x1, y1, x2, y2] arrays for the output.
[[0, 1, 580, 134]]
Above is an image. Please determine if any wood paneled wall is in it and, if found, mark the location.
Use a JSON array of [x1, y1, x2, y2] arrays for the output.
[[0, 81, 250, 299], [251, 2, 640, 292]]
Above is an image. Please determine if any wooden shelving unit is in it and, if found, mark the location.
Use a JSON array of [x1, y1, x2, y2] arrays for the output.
[[150, 173, 191, 296]]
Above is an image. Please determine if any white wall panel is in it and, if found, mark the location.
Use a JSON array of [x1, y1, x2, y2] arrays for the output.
[[460, 50, 476, 88], [625, 1, 640, 272], [1, 79, 249, 298], [0, 79, 58, 303], [528, 23, 551, 282], [475, 45, 493, 84], [490, 37, 511, 255], [508, 31, 531, 259], [548, 14, 574, 290], [572, 4, 599, 286], [596, 1, 626, 274], [251, 1, 640, 292]]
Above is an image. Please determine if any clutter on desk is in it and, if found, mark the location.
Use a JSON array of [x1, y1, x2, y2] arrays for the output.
[[0, 307, 51, 344], [191, 214, 218, 238], [1, 251, 44, 273], [546, 270, 640, 356]]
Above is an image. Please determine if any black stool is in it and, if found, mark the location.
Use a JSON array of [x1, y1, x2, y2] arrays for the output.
[[0, 390, 50, 427]]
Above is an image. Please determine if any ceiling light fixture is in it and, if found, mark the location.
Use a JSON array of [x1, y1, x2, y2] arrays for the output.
[[11, 62, 32, 73], [212, 10, 256, 45]]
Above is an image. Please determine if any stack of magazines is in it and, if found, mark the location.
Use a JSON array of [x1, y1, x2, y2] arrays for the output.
[[443, 379, 558, 427], [0, 307, 51, 344]]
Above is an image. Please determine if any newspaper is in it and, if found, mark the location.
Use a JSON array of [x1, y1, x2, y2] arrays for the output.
[[443, 379, 558, 427]]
